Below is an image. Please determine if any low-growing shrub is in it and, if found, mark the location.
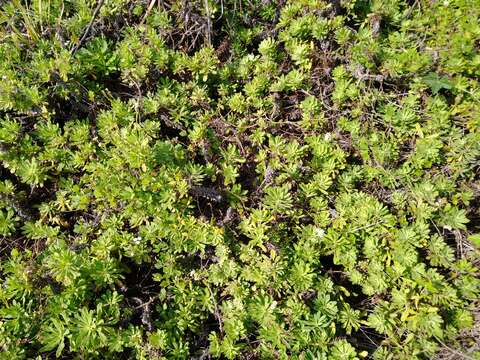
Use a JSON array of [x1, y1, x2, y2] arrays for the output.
[[0, 0, 479, 359]]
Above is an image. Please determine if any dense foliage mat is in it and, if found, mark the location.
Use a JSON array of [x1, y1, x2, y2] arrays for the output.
[[1, 0, 480, 359]]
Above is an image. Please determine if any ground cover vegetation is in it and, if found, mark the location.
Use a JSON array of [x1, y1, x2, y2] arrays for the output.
[[0, 0, 479, 359]]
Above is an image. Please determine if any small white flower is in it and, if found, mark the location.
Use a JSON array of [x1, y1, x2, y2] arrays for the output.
[[315, 227, 325, 238], [133, 236, 142, 244]]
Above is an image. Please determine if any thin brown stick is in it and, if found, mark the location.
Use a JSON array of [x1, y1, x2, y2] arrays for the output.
[[434, 336, 477, 360], [140, 0, 157, 26], [71, 0, 105, 54], [204, 0, 211, 46]]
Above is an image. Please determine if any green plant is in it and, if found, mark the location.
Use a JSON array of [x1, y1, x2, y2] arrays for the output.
[[0, 0, 479, 359]]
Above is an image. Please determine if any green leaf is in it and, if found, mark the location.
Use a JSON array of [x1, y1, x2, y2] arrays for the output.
[[468, 233, 480, 248], [148, 329, 167, 349], [422, 73, 453, 95], [38, 318, 69, 358], [437, 205, 469, 231], [263, 184, 293, 214]]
